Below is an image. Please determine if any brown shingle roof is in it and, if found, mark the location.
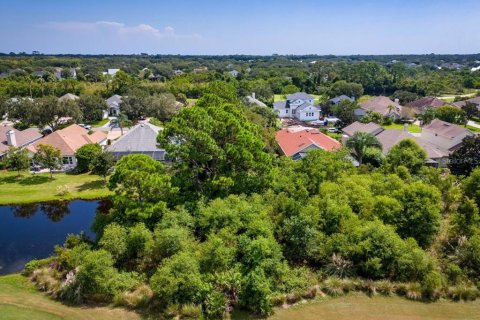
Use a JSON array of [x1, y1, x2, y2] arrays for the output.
[[406, 97, 445, 113], [359, 96, 402, 116], [0, 125, 43, 155], [29, 124, 107, 156], [342, 121, 384, 137], [423, 119, 471, 139]]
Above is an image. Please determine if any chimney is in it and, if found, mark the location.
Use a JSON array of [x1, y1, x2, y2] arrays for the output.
[[6, 129, 17, 147], [252, 92, 256, 99], [394, 98, 400, 104]]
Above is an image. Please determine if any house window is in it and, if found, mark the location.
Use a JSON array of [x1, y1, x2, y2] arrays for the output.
[[292, 109, 296, 114], [286, 110, 289, 113], [62, 157, 73, 165]]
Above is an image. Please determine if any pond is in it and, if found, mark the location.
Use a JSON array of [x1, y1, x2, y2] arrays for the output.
[[0, 200, 108, 275]]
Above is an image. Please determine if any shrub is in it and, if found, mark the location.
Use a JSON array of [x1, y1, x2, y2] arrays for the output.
[[405, 282, 422, 301], [376, 280, 395, 296], [447, 285, 479, 301], [323, 277, 345, 296], [113, 284, 153, 308], [181, 304, 202, 319], [271, 294, 286, 307], [204, 290, 227, 319], [361, 279, 377, 296], [23, 258, 51, 275], [74, 143, 101, 173], [421, 271, 443, 300], [31, 268, 60, 293]]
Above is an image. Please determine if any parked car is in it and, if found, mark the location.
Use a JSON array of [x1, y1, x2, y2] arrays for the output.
[[327, 127, 340, 133], [79, 124, 92, 130]]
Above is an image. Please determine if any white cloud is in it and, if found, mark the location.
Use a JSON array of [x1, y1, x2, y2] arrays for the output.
[[43, 21, 202, 40]]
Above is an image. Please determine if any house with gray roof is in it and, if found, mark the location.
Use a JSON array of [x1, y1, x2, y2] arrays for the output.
[[244, 93, 267, 108], [273, 92, 321, 121], [107, 123, 166, 161], [329, 95, 354, 105], [359, 96, 404, 119], [106, 94, 123, 116]]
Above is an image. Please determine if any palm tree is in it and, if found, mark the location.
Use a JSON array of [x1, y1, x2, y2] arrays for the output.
[[346, 132, 383, 164], [109, 112, 132, 136]]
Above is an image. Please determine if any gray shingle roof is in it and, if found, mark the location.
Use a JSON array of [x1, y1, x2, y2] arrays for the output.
[[286, 92, 314, 101], [108, 123, 165, 161], [342, 121, 384, 137], [329, 95, 353, 104], [273, 101, 287, 109], [106, 95, 123, 108], [295, 102, 320, 112]]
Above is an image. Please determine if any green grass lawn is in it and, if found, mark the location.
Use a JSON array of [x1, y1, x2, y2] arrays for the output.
[[382, 123, 422, 133], [263, 294, 480, 320], [0, 274, 140, 320], [467, 125, 480, 132], [0, 171, 112, 205], [86, 118, 110, 127]]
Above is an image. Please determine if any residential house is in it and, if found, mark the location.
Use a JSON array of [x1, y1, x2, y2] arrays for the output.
[[406, 97, 445, 114], [273, 92, 321, 121], [28, 124, 107, 171], [58, 93, 80, 103], [193, 67, 208, 73], [342, 119, 474, 167], [0, 125, 43, 158], [453, 96, 480, 111], [421, 119, 474, 152], [106, 94, 123, 116], [244, 93, 267, 108], [174, 69, 184, 76], [103, 69, 120, 76], [342, 121, 384, 138], [228, 70, 239, 77], [329, 95, 354, 105], [276, 126, 341, 160], [359, 96, 403, 119], [108, 123, 166, 161]]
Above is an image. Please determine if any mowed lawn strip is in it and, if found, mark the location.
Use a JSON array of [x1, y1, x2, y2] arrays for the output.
[[266, 294, 480, 320], [0, 274, 140, 320], [0, 171, 112, 205], [382, 123, 423, 133]]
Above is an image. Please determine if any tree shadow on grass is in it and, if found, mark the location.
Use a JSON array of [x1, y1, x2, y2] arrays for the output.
[[77, 179, 106, 192], [17, 175, 50, 185], [0, 174, 50, 185]]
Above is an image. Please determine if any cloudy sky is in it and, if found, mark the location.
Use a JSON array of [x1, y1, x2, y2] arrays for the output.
[[0, 0, 479, 55]]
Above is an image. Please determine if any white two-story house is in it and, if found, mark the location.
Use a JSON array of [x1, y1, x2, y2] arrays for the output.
[[273, 92, 321, 121]]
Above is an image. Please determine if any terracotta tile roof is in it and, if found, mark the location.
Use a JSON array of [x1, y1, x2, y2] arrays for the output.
[[30, 124, 107, 156], [276, 127, 342, 157]]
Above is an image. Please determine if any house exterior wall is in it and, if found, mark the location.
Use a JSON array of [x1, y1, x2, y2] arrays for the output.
[[297, 109, 320, 121]]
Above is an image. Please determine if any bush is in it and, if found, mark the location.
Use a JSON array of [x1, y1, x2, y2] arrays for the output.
[[421, 271, 443, 300], [322, 277, 345, 296], [405, 282, 422, 301], [23, 258, 51, 275], [113, 284, 153, 308], [74, 143, 101, 173], [181, 304, 202, 319], [31, 268, 60, 293], [376, 280, 395, 296], [447, 285, 479, 301]]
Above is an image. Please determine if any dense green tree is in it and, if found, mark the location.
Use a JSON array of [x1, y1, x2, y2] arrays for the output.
[[30, 96, 81, 131], [108, 154, 177, 223], [158, 97, 272, 199], [150, 252, 205, 306], [78, 94, 107, 122], [463, 167, 480, 208], [90, 151, 115, 181], [346, 132, 383, 164], [384, 139, 427, 174], [33, 144, 61, 179], [435, 105, 467, 125], [74, 143, 101, 173], [448, 136, 480, 176], [462, 102, 479, 122], [109, 113, 132, 136], [5, 146, 30, 176], [329, 80, 363, 98], [332, 100, 358, 126], [145, 93, 180, 121]]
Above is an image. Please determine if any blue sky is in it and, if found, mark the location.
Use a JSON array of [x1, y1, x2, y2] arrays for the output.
[[0, 0, 479, 55]]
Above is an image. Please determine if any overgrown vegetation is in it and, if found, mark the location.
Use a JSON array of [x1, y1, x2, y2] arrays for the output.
[[22, 89, 480, 318]]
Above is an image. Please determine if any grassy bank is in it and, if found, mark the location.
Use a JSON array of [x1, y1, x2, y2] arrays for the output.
[[0, 171, 112, 205], [266, 294, 480, 320], [0, 274, 140, 320]]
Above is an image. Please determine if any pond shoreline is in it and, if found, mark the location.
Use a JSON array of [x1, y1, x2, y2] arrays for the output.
[[0, 171, 112, 206]]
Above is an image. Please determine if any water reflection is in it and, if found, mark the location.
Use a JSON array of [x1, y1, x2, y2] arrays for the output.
[[0, 200, 106, 274]]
